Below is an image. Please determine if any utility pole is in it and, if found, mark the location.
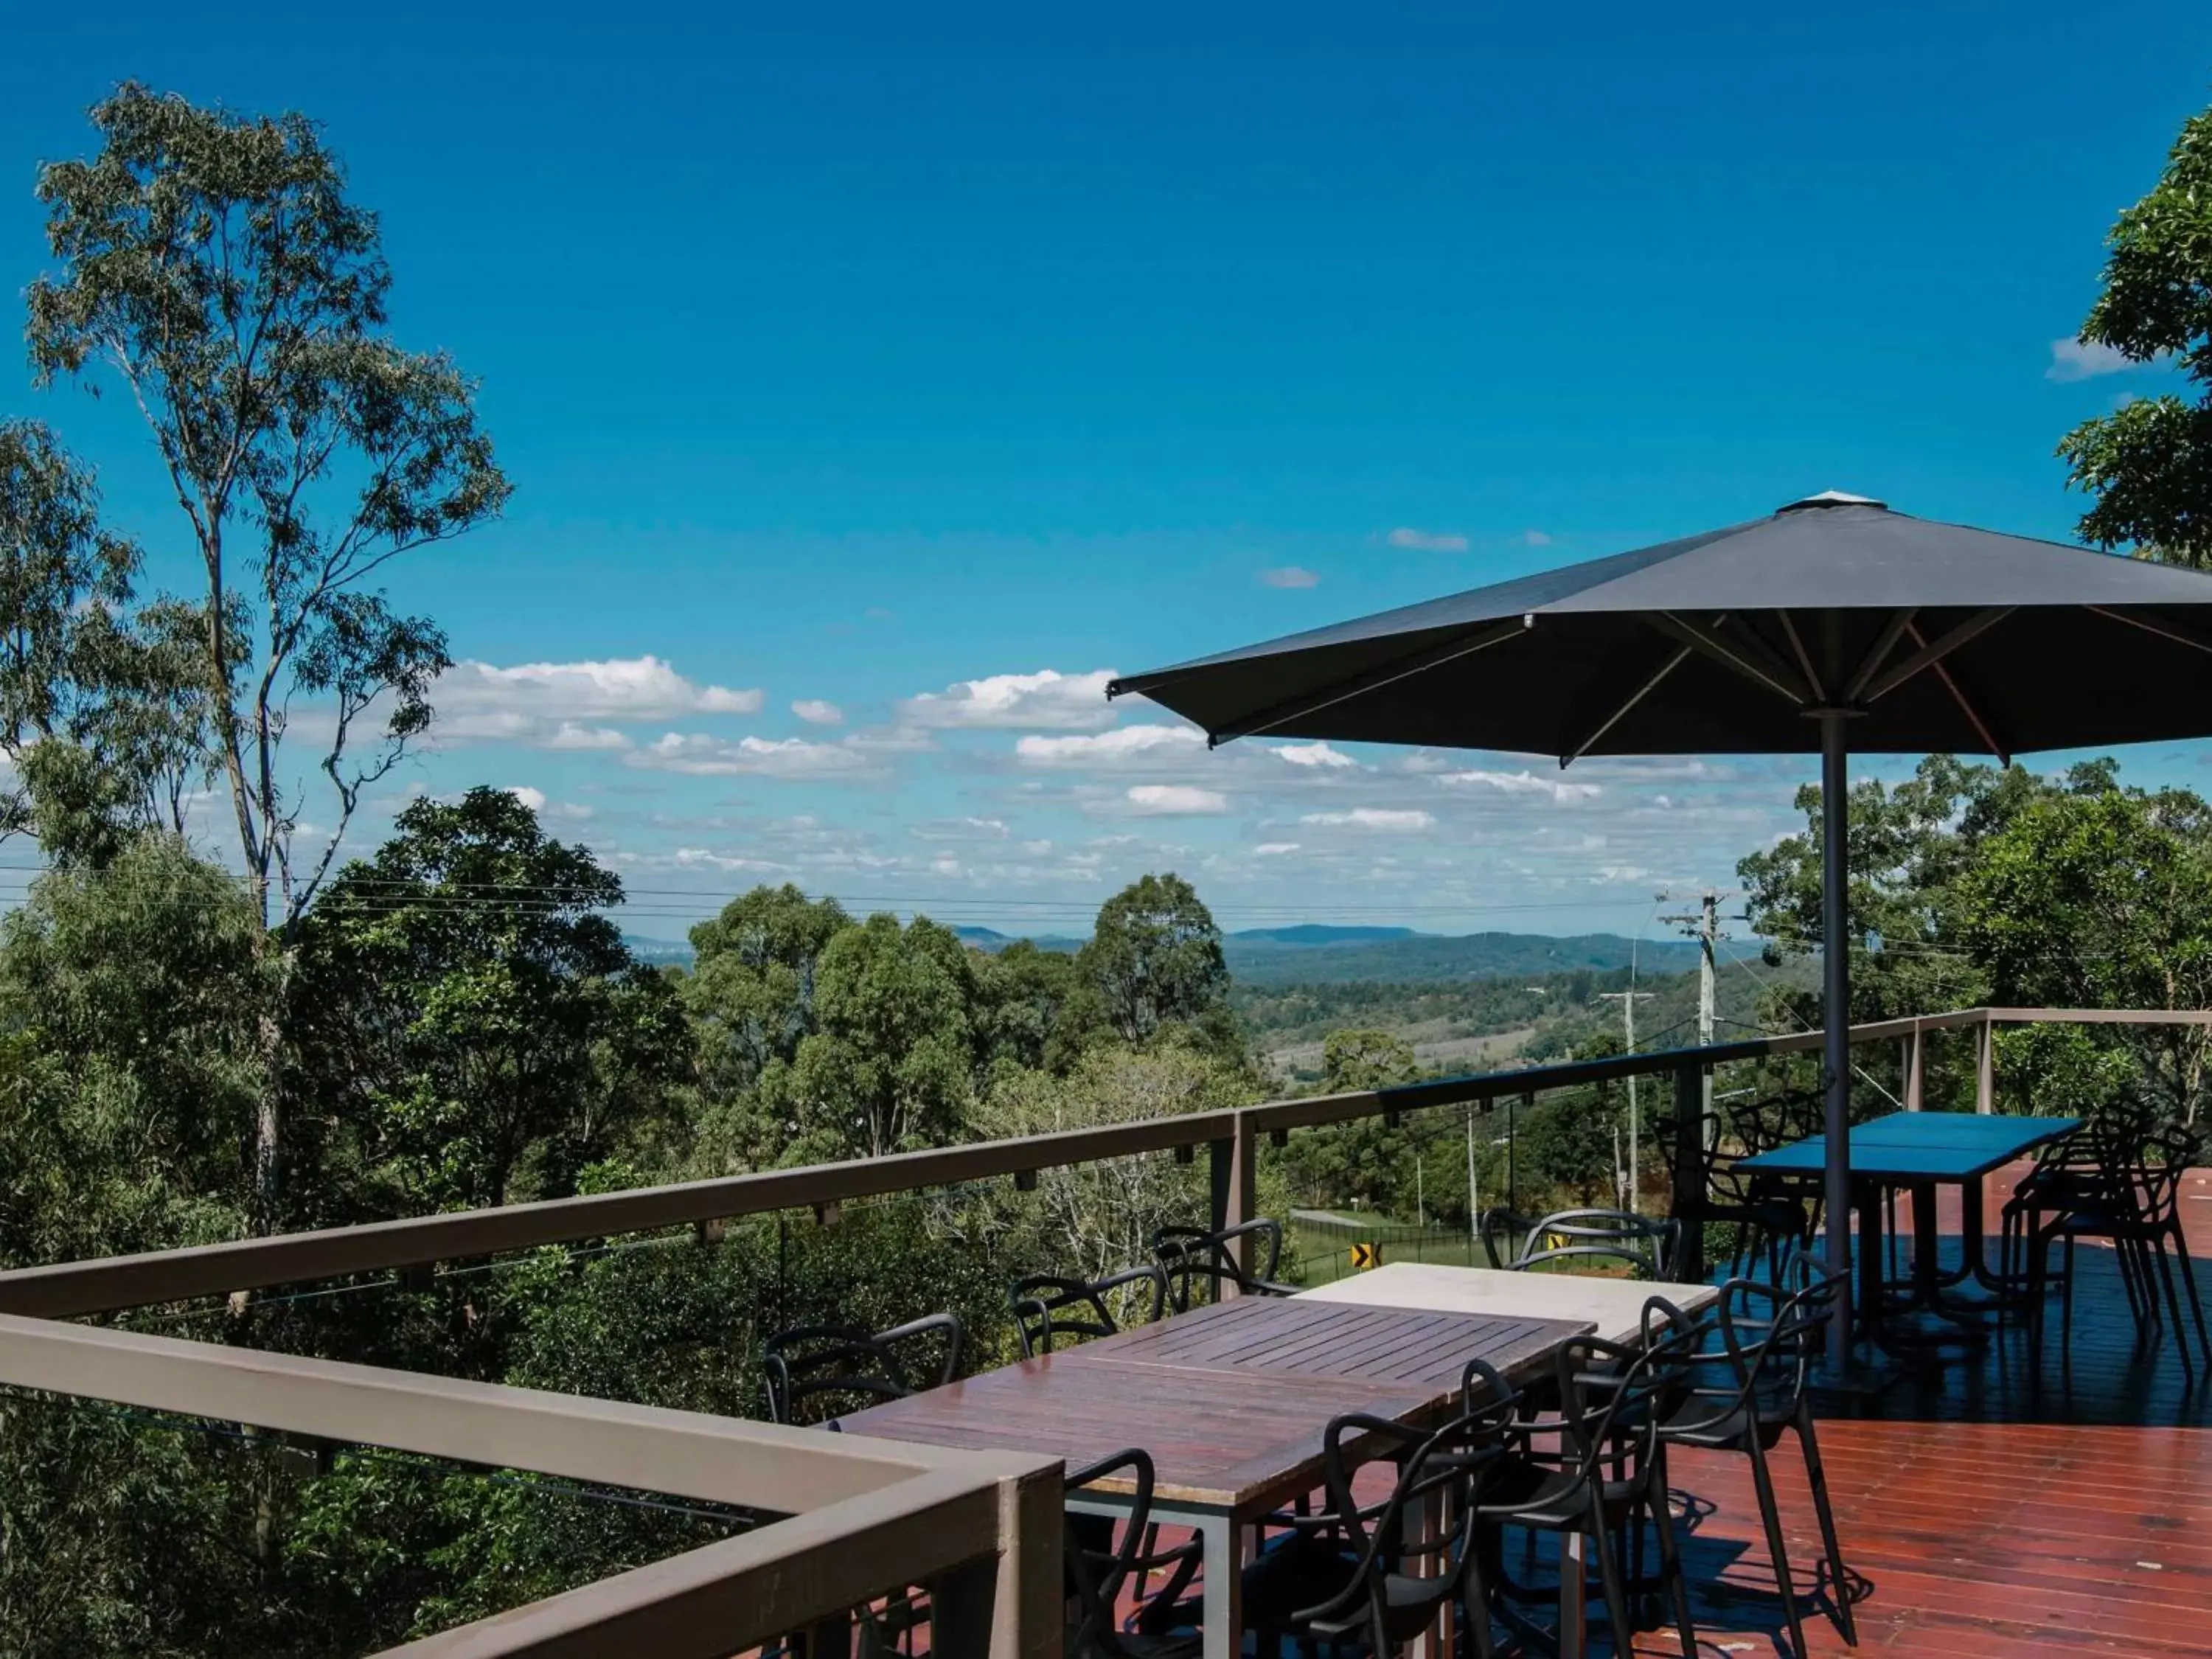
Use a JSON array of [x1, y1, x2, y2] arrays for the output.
[[1598, 989, 1656, 1211], [1465, 1102, 1479, 1262], [1660, 888, 1731, 1151]]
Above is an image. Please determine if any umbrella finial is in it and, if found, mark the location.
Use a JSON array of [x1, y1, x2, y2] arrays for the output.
[[1777, 490, 1888, 514]]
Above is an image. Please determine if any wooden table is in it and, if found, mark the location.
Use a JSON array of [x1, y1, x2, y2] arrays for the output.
[[1305, 1265, 1717, 1656], [1739, 1110, 2081, 1342], [1302, 1262, 1719, 1343], [842, 1295, 1590, 1659]]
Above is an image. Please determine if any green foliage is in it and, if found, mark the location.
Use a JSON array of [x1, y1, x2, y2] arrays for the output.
[[1955, 782, 2212, 1121], [290, 788, 686, 1216], [765, 912, 981, 1163], [27, 83, 510, 927], [1077, 872, 1234, 1048], [2058, 104, 2212, 564]]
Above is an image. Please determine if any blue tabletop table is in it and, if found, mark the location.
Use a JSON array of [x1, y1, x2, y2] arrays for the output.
[[1739, 1110, 2081, 1340]]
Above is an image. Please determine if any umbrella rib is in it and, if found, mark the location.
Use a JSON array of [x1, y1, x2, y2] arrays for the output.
[[1840, 608, 1919, 704], [1562, 643, 1694, 765], [1204, 614, 1534, 745], [1649, 612, 1810, 704], [1902, 619, 2010, 764], [1776, 611, 1826, 704], [2083, 605, 2212, 655], [1860, 607, 2015, 703]]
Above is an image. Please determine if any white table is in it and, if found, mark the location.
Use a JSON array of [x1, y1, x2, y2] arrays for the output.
[[1304, 1264, 1718, 1656]]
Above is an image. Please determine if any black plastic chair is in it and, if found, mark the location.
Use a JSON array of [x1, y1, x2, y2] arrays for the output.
[[1498, 1208, 1683, 1281], [1063, 1448, 1204, 1659], [762, 1312, 965, 1425], [2034, 1122, 2212, 1368], [1010, 1265, 1168, 1358], [1242, 1382, 1512, 1659], [2006, 1103, 2157, 1328], [1470, 1329, 1699, 1657], [1154, 1220, 1297, 1310], [1695, 1098, 1818, 1281], [1657, 1259, 1859, 1652], [1475, 1206, 1540, 1270]]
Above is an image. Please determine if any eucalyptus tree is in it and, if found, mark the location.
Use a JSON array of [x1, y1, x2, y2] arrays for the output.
[[27, 85, 510, 1211]]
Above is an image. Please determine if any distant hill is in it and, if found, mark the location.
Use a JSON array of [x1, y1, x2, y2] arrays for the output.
[[1228, 925, 1417, 946], [1222, 930, 1758, 987], [630, 924, 1762, 985]]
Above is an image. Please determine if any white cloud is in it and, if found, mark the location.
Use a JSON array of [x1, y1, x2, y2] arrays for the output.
[[792, 699, 844, 726], [626, 732, 883, 779], [506, 785, 547, 812], [2047, 338, 2138, 381], [1015, 725, 1207, 767], [1522, 529, 1553, 547], [1387, 527, 1470, 553], [1261, 565, 1320, 588], [1273, 741, 1357, 769], [1593, 864, 1652, 883], [434, 655, 762, 747], [1301, 808, 1436, 830], [543, 722, 633, 751], [1438, 768, 1601, 803], [900, 668, 1118, 731], [1125, 785, 1230, 815], [1253, 841, 1301, 855]]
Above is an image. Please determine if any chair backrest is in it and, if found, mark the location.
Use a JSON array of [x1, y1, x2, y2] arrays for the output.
[[2130, 1123, 2202, 1228], [1295, 1399, 1502, 1631], [1064, 1447, 1161, 1659], [1477, 1206, 1540, 1269], [1550, 1326, 1692, 1484], [1154, 1219, 1284, 1310], [1010, 1265, 1166, 1358], [1675, 1253, 1838, 1429], [762, 1312, 965, 1425], [1509, 1207, 1682, 1280]]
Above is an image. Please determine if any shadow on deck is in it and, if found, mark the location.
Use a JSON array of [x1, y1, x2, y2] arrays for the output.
[[1629, 1162, 2212, 1655]]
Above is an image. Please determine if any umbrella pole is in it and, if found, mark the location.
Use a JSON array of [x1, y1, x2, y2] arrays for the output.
[[1820, 712, 1854, 1366]]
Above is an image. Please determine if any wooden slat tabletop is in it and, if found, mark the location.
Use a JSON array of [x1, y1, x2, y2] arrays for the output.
[[840, 1298, 1590, 1513]]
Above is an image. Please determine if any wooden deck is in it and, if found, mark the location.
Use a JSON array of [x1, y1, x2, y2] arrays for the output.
[[1620, 1160, 2212, 1656]]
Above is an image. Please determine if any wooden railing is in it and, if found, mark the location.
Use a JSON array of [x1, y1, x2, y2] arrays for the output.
[[0, 1002, 2196, 1656]]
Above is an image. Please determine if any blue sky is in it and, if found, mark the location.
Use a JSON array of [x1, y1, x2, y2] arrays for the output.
[[3, 2, 2209, 939]]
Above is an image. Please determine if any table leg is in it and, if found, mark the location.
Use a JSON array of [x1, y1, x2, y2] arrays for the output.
[[1559, 1528, 1587, 1659], [1911, 1183, 1944, 1304], [1854, 1178, 1885, 1345], [1409, 1482, 1450, 1659], [1194, 1513, 1243, 1659]]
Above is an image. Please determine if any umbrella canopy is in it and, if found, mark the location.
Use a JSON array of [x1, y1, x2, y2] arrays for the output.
[[1109, 493, 2212, 763], [1109, 492, 2212, 1361]]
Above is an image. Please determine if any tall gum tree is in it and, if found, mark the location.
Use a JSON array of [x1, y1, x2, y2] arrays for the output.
[[25, 86, 511, 1220]]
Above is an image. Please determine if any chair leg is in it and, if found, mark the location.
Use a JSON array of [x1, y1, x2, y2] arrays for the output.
[[1795, 1405, 1859, 1646], [1746, 1436, 1807, 1659], [2150, 1237, 2194, 1371], [1648, 1462, 1698, 1658], [1585, 1506, 1638, 1659], [2168, 1222, 2212, 1366], [2061, 1232, 2078, 1354], [1459, 1526, 1500, 1659]]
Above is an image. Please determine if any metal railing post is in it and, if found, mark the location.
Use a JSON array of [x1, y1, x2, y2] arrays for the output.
[[1905, 1028, 1924, 1111], [1976, 1018, 1995, 1115], [1672, 1060, 1705, 1284]]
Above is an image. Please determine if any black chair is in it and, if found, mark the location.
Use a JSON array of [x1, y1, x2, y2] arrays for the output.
[[1497, 1208, 1683, 1281], [1154, 1220, 1297, 1310], [1657, 1259, 1859, 1652], [1010, 1265, 1168, 1358], [1470, 1329, 1699, 1657], [762, 1312, 965, 1425], [2034, 1122, 2212, 1368], [1694, 1099, 1818, 1281], [1242, 1382, 1511, 1659], [2005, 1102, 2157, 1327], [1063, 1448, 1204, 1659], [1475, 1206, 1540, 1270]]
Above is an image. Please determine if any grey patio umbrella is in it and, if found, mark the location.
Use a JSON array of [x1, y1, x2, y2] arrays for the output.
[[1107, 490, 2212, 1357]]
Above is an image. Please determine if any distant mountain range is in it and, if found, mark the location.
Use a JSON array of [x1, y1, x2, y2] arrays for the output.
[[625, 922, 1761, 985]]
